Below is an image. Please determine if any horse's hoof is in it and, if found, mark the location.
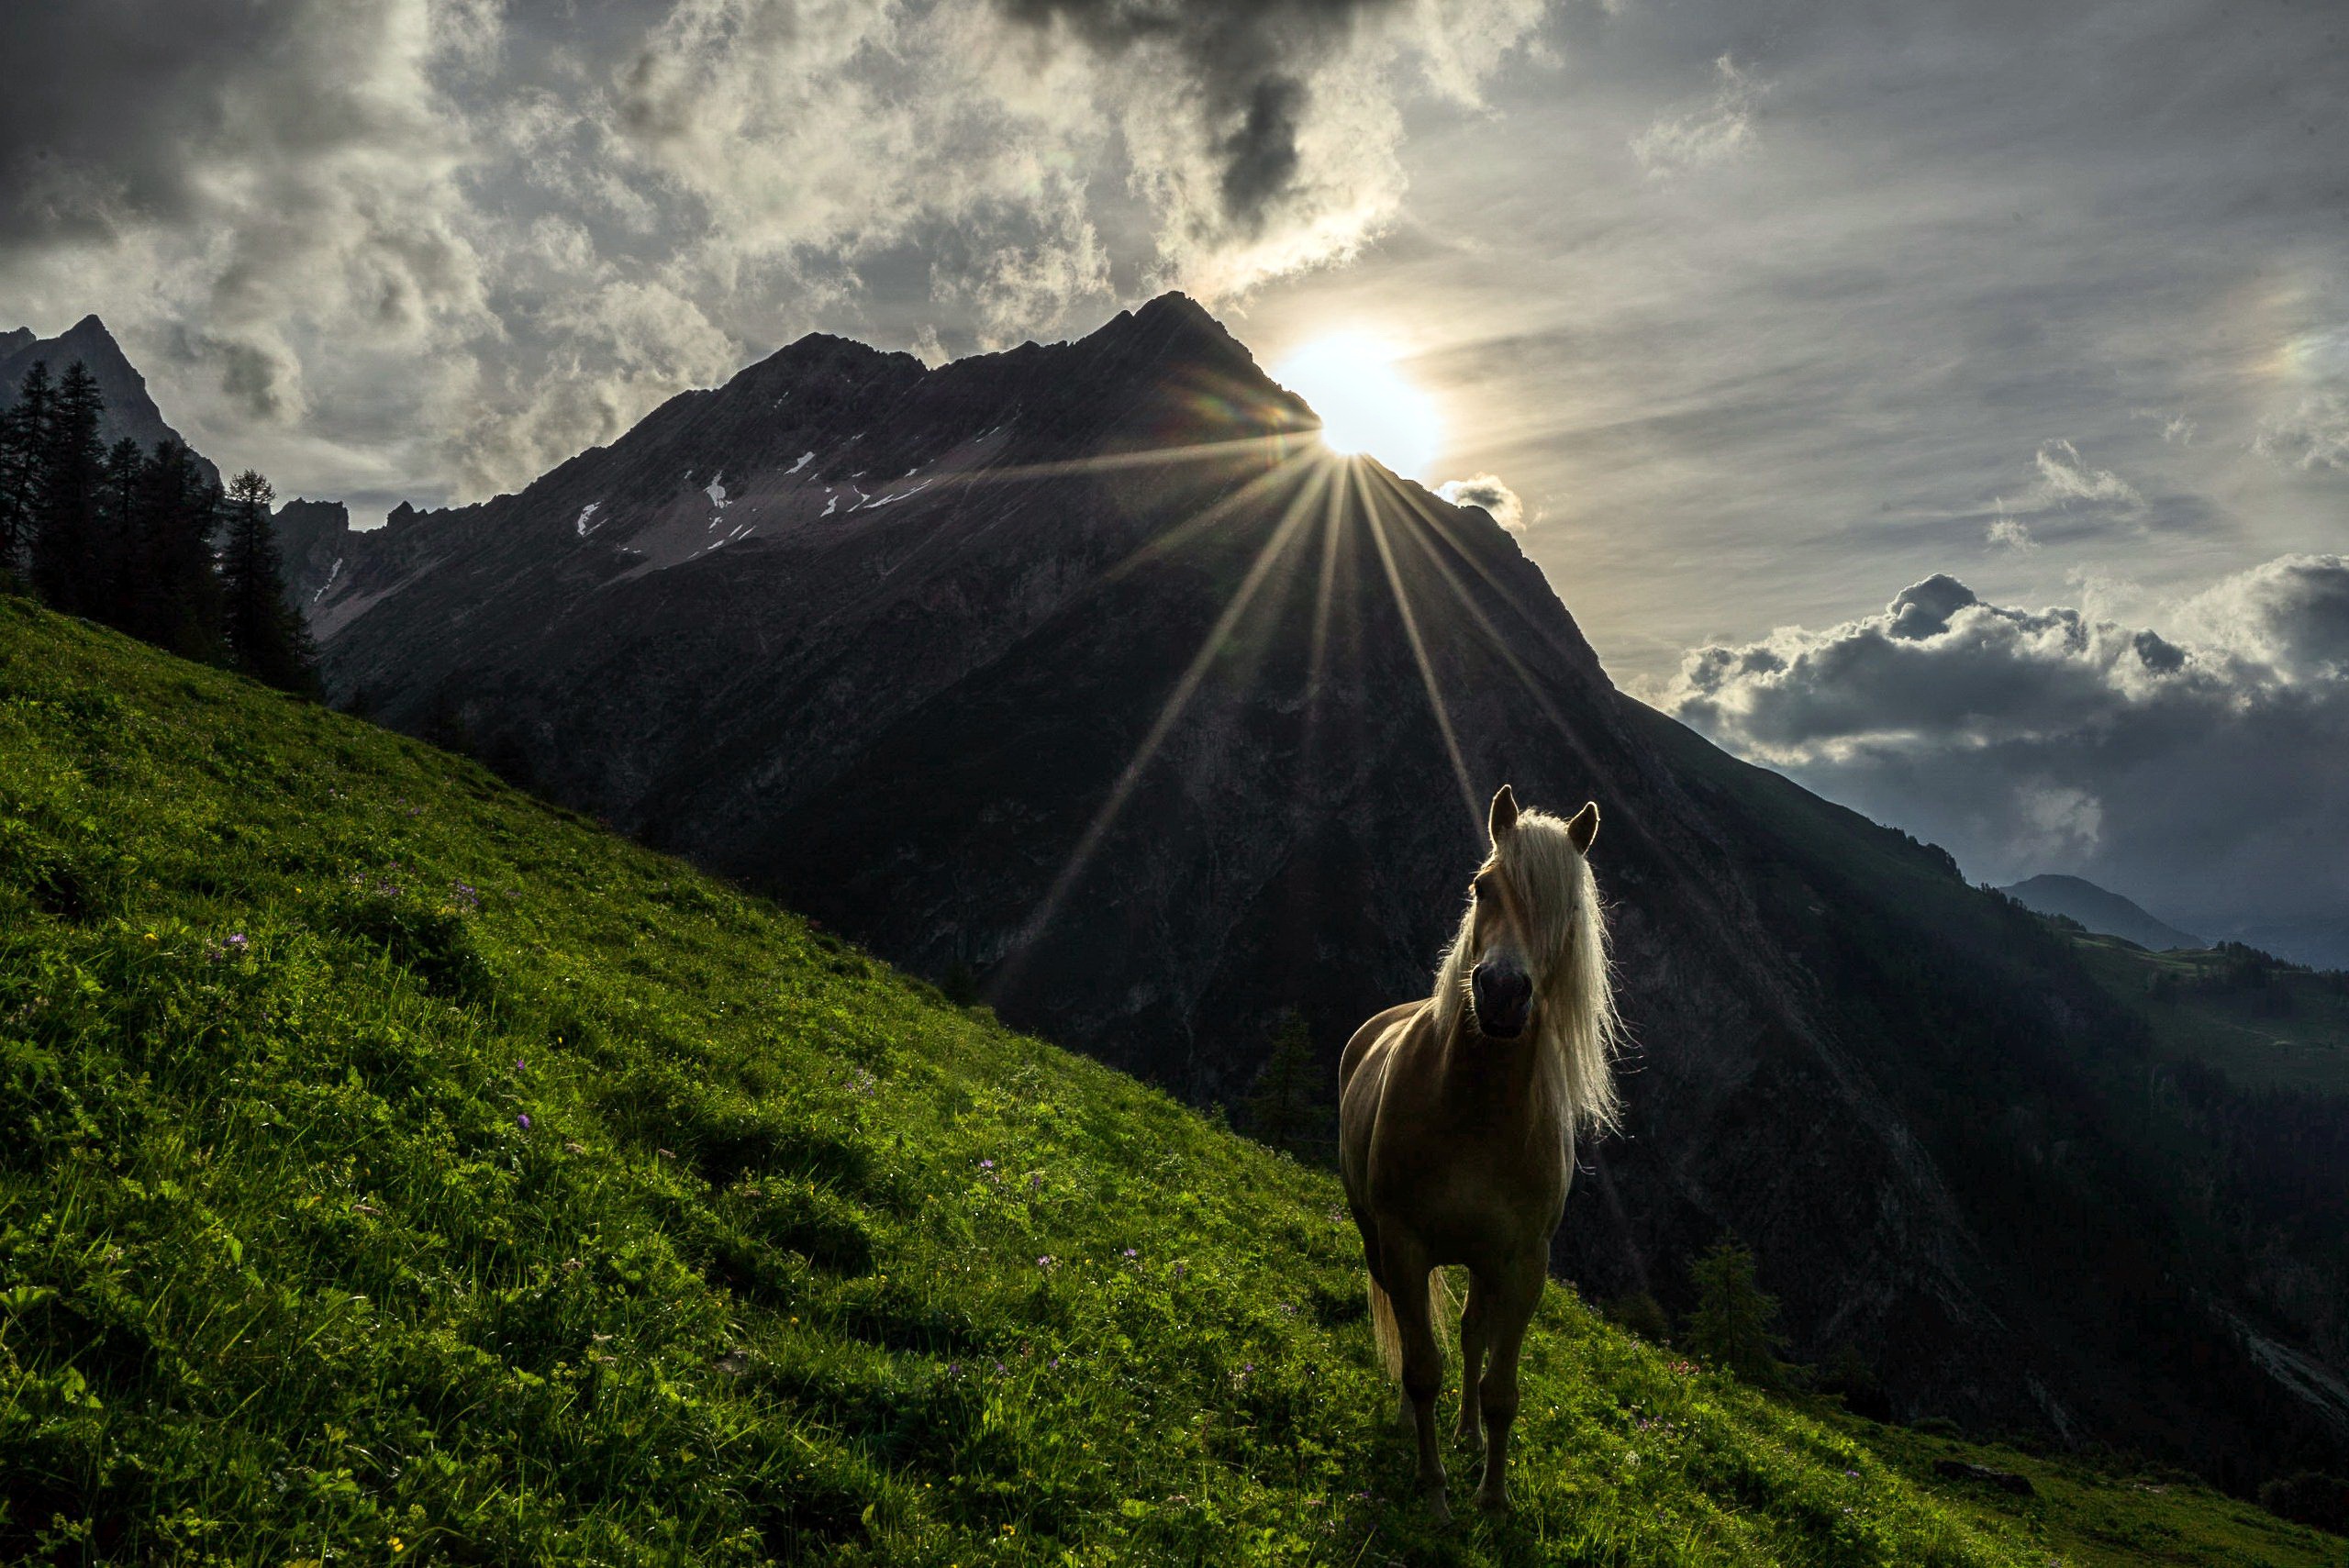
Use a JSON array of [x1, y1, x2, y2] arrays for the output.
[[1475, 1487, 1511, 1516], [1424, 1490, 1454, 1526]]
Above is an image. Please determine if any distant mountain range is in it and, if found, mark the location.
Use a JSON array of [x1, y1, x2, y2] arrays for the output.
[[0, 316, 220, 489], [2001, 873, 2206, 951], [240, 293, 2349, 1483]]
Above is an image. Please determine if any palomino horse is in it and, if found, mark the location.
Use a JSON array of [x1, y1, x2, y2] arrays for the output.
[[1338, 784, 1621, 1518]]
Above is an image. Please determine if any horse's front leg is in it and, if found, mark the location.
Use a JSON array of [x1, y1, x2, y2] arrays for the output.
[[1473, 1255, 1547, 1514], [1383, 1244, 1452, 1522], [1453, 1276, 1487, 1453]]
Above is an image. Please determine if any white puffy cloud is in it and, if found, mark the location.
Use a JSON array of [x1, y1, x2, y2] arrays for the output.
[[1437, 471, 1527, 532], [1661, 557, 2349, 946]]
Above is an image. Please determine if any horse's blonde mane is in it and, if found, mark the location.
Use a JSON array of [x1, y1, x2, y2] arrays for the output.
[[1431, 806, 1622, 1138]]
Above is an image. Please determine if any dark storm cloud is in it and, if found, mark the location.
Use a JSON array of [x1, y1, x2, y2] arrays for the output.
[[0, 1, 261, 239], [1663, 557, 2349, 940], [996, 0, 1398, 236]]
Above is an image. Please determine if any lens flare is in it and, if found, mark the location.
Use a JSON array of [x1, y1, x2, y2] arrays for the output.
[[1274, 334, 1442, 478]]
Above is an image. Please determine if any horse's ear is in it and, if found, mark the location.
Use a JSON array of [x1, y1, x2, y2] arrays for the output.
[[1489, 784, 1520, 845], [1567, 801, 1600, 853]]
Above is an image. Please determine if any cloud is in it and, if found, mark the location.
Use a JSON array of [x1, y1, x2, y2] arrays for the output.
[[1976, 439, 2154, 551], [2254, 392, 2349, 473], [1437, 471, 1527, 532], [1631, 54, 1764, 178], [1660, 556, 2349, 933], [0, 0, 1552, 510]]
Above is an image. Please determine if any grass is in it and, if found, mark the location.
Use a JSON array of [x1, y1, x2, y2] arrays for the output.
[[2062, 932, 2349, 1097], [1, 593, 2342, 1565]]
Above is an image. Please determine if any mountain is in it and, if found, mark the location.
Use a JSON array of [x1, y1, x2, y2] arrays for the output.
[[0, 315, 221, 488], [2214, 916, 2349, 974], [18, 594, 2339, 1564], [290, 294, 2349, 1484], [2001, 873, 2206, 951], [270, 495, 353, 611]]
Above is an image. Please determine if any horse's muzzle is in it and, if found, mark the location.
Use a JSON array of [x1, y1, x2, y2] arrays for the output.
[[1471, 962, 1532, 1040]]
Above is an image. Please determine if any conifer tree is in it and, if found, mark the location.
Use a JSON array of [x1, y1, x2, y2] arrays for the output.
[[134, 441, 227, 660], [96, 436, 145, 632], [219, 469, 318, 695], [30, 361, 106, 615], [1247, 1010, 1332, 1155], [0, 361, 50, 584], [1687, 1239, 1786, 1385]]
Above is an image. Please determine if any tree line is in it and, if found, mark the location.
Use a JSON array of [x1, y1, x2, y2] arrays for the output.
[[0, 359, 317, 694]]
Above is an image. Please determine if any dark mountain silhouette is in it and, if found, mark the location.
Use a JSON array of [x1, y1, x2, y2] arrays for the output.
[[0, 316, 220, 489], [2003, 873, 2205, 951], [289, 293, 2348, 1485], [269, 496, 352, 612]]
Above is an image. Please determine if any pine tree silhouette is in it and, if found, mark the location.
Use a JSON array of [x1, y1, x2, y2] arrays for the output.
[[1247, 1010, 1332, 1156], [1687, 1239, 1786, 1385], [29, 361, 106, 614], [0, 361, 51, 584], [134, 441, 227, 660], [97, 436, 145, 634], [219, 469, 319, 695]]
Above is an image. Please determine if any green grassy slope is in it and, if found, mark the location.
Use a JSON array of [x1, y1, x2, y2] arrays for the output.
[[1, 595, 2339, 1567], [2061, 931, 2349, 1097]]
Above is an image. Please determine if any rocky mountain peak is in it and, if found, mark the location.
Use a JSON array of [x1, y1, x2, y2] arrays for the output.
[[0, 313, 219, 488]]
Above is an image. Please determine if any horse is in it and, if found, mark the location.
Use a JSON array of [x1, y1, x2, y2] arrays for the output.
[[1338, 784, 1621, 1519]]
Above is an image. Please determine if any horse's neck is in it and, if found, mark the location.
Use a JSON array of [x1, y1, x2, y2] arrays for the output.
[[1433, 1007, 1567, 1139]]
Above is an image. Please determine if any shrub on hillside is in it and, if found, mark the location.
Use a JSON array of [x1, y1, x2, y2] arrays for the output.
[[2260, 1472, 2349, 1534]]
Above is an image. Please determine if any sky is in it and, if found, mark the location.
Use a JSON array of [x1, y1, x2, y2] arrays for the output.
[[3, 0, 2344, 940]]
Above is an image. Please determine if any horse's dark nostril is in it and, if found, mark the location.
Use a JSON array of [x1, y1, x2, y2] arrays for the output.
[[1472, 962, 1532, 1037]]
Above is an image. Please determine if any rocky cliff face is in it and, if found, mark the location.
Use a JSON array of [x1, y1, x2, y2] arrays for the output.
[[297, 294, 2346, 1482], [269, 497, 352, 613]]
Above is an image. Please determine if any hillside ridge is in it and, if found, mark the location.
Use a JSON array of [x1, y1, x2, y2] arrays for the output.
[[4, 594, 2341, 1564]]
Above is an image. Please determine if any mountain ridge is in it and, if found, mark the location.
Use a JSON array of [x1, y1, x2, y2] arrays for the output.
[[266, 293, 2349, 1483], [2001, 873, 2206, 951]]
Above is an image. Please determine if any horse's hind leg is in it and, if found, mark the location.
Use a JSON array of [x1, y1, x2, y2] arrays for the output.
[[1381, 1240, 1452, 1522], [1472, 1255, 1546, 1515], [1453, 1276, 1488, 1452]]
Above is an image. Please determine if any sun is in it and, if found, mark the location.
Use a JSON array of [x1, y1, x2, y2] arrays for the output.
[[1274, 333, 1442, 478]]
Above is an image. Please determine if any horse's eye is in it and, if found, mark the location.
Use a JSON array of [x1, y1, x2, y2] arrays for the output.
[[1473, 873, 1495, 901]]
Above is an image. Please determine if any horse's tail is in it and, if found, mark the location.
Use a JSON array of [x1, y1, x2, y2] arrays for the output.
[[1367, 1267, 1459, 1382]]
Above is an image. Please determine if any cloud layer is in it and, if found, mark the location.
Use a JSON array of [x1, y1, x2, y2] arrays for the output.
[[0, 0, 1550, 514], [1662, 557, 2349, 936]]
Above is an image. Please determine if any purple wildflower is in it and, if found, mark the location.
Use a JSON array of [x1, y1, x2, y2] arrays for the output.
[[978, 1159, 994, 1170], [226, 932, 249, 949], [1036, 1254, 1055, 1270], [1122, 1247, 1138, 1259], [517, 1113, 531, 1131]]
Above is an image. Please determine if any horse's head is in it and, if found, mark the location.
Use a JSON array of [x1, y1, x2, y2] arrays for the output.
[[1464, 784, 1600, 1041]]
